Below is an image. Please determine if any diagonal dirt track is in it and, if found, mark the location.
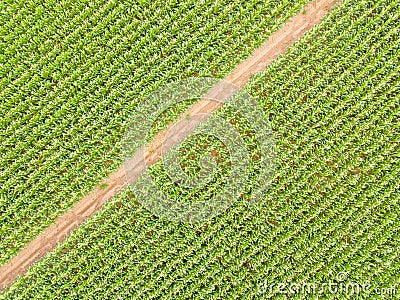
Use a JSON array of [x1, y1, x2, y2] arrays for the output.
[[0, 0, 340, 290]]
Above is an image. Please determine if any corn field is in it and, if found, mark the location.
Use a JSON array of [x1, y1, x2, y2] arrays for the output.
[[0, 0, 309, 265], [1, 0, 399, 298]]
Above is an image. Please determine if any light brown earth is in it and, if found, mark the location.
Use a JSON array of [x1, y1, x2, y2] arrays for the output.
[[0, 0, 340, 290]]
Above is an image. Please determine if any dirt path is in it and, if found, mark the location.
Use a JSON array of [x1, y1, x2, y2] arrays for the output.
[[0, 0, 340, 290]]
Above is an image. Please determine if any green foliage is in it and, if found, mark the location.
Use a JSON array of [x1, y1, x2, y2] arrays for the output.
[[1, 0, 399, 298], [0, 0, 309, 265]]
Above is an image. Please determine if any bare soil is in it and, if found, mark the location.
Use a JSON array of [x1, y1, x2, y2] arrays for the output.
[[0, 0, 340, 290]]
